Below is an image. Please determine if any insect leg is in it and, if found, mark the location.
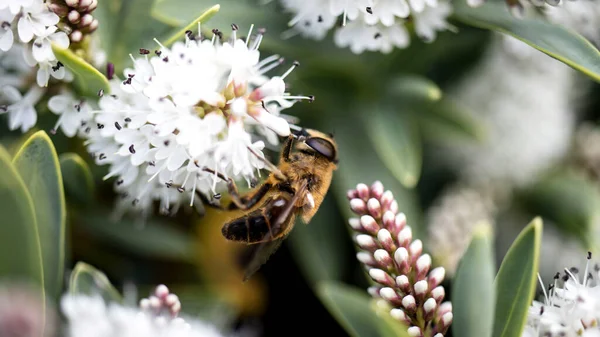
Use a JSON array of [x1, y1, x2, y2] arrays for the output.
[[246, 146, 286, 181], [202, 167, 269, 210], [281, 134, 294, 162]]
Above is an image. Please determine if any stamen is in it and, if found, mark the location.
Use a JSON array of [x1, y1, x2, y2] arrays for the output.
[[281, 61, 299, 79], [251, 28, 265, 50], [257, 54, 281, 68], [246, 24, 254, 46], [537, 273, 549, 304], [231, 23, 238, 42], [258, 57, 284, 75]]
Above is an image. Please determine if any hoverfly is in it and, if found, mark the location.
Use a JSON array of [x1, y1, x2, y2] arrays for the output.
[[201, 128, 338, 280]]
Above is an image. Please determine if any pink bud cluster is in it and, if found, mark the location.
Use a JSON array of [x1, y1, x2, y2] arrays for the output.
[[49, 0, 99, 43], [139, 284, 182, 321], [348, 181, 453, 337]]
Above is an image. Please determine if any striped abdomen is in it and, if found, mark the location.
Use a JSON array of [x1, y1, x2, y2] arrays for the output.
[[221, 195, 294, 243]]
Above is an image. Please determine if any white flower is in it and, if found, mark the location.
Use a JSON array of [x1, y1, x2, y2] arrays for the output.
[[523, 255, 600, 337], [0, 0, 35, 15], [278, 0, 452, 53], [61, 294, 225, 337], [0, 8, 14, 51], [84, 25, 310, 216], [31, 25, 69, 62], [0, 85, 44, 132], [17, 1, 58, 43], [47, 91, 92, 137]]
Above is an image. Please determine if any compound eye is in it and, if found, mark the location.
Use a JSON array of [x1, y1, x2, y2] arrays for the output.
[[305, 137, 336, 161]]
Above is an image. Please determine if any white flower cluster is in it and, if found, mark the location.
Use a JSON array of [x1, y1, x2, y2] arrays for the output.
[[0, 0, 70, 132], [279, 0, 453, 53], [523, 255, 600, 337], [78, 26, 308, 217], [62, 287, 225, 337]]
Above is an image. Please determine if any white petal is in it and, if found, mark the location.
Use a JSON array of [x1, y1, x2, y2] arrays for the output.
[[0, 28, 13, 51], [47, 94, 70, 114], [17, 17, 34, 42], [50, 31, 69, 49], [1, 85, 22, 102], [36, 64, 50, 87]]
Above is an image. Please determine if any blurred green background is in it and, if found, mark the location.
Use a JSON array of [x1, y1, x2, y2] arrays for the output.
[[2, 0, 600, 336]]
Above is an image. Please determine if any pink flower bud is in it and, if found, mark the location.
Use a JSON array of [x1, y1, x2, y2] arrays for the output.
[[355, 234, 378, 251], [416, 254, 432, 280], [414, 280, 428, 298], [369, 269, 395, 287], [374, 249, 393, 269], [397, 227, 413, 248], [367, 286, 381, 298], [367, 198, 382, 218], [347, 189, 358, 200], [356, 252, 376, 266], [407, 326, 422, 337], [380, 287, 402, 305], [428, 267, 446, 289], [357, 183, 370, 200], [438, 302, 452, 317], [390, 308, 410, 324], [155, 284, 169, 299], [431, 286, 445, 304], [371, 181, 384, 199], [396, 275, 410, 294], [377, 229, 396, 252], [382, 211, 395, 229], [394, 247, 410, 274], [360, 215, 379, 235], [423, 298, 437, 317], [380, 190, 394, 210], [350, 198, 367, 214], [348, 218, 363, 232], [390, 200, 399, 214], [409, 239, 423, 258], [401, 295, 416, 312]]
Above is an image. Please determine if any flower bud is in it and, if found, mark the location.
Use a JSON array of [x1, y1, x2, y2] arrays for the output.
[[407, 326, 422, 337], [369, 269, 395, 287], [377, 229, 396, 253], [397, 227, 412, 248], [367, 198, 382, 218], [409, 239, 422, 258], [155, 284, 169, 299], [360, 215, 379, 235], [379, 287, 402, 306], [380, 190, 394, 210], [416, 254, 432, 280], [348, 218, 363, 232], [371, 181, 384, 199], [396, 275, 410, 294], [357, 183, 370, 200], [401, 295, 416, 313], [373, 249, 393, 269], [394, 247, 410, 274], [355, 234, 378, 251], [423, 298, 437, 320], [350, 198, 367, 214], [414, 280, 428, 299], [357, 252, 376, 266], [431, 286, 445, 304], [428, 267, 446, 289], [390, 308, 410, 324]]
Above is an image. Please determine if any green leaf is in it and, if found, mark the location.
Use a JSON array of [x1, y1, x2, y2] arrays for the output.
[[517, 171, 600, 249], [417, 98, 486, 143], [160, 4, 220, 46], [51, 44, 110, 97], [316, 112, 422, 237], [12, 131, 65, 300], [0, 145, 44, 289], [453, 223, 496, 337], [493, 217, 542, 337], [365, 109, 422, 189], [288, 196, 348, 283], [453, 1, 600, 82], [317, 281, 409, 337], [59, 153, 95, 206], [77, 209, 198, 262], [387, 75, 442, 103], [69, 261, 122, 303]]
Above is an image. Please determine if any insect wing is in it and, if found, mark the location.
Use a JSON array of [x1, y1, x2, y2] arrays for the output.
[[241, 181, 308, 281]]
